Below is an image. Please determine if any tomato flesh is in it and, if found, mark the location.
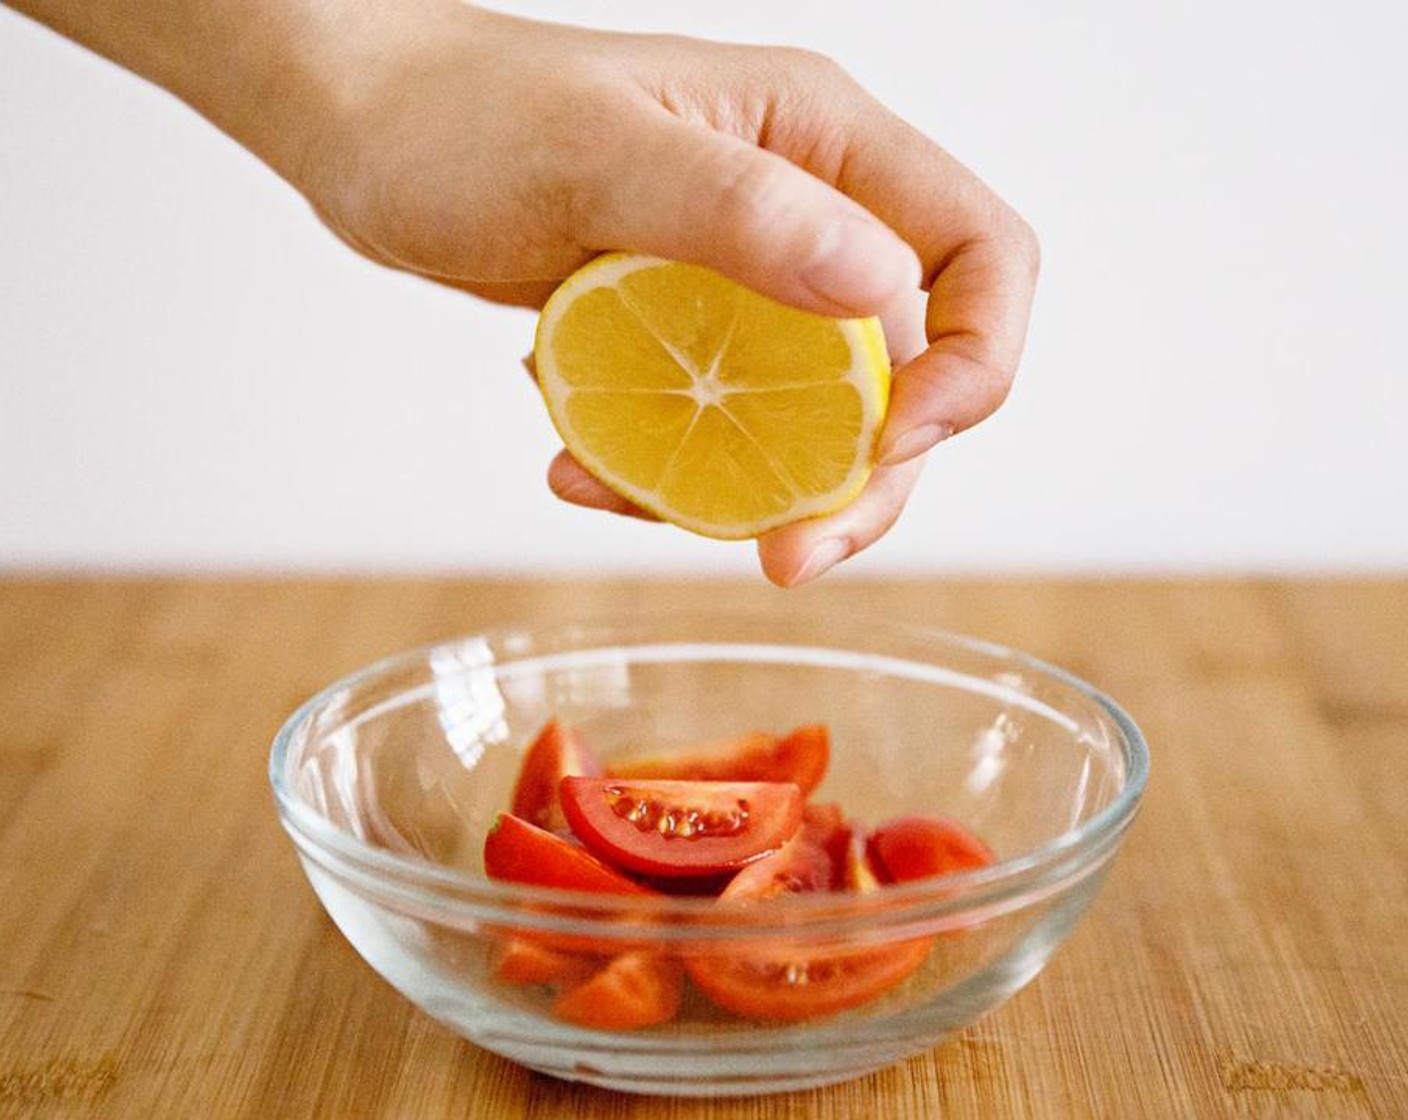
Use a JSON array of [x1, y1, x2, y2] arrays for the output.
[[800, 799, 845, 835], [606, 724, 829, 795], [840, 827, 883, 893], [685, 822, 933, 1021], [559, 777, 802, 879], [482, 812, 649, 894], [721, 835, 834, 901], [510, 719, 602, 833], [799, 800, 851, 874], [491, 937, 596, 987], [867, 816, 996, 883], [552, 952, 683, 1030], [686, 938, 933, 1022], [484, 718, 993, 1026]]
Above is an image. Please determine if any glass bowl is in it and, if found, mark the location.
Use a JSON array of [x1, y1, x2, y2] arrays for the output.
[[269, 612, 1147, 1096]]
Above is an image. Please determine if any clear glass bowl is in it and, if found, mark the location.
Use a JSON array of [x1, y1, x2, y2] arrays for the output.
[[269, 612, 1148, 1096]]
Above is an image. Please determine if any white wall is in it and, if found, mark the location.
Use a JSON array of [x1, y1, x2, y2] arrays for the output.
[[2, 1, 1405, 573]]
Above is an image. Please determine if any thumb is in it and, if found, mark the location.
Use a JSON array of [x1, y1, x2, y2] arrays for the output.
[[576, 115, 920, 317]]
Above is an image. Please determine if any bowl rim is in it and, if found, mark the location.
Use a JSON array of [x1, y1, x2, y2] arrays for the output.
[[269, 610, 1149, 936]]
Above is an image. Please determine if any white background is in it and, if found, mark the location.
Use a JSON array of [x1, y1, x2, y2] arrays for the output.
[[2, 1, 1405, 574]]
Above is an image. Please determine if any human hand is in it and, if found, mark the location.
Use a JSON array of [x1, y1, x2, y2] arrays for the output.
[[85, 0, 1036, 584]]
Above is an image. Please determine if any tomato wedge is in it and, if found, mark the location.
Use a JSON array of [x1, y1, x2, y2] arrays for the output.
[[799, 800, 850, 873], [607, 724, 829, 795], [552, 952, 684, 1030], [722, 835, 834, 901], [840, 827, 883, 893], [684, 826, 933, 1021], [482, 812, 649, 894], [559, 778, 802, 879], [801, 800, 845, 835], [867, 816, 996, 883], [491, 937, 597, 987], [510, 719, 602, 833], [686, 937, 933, 1022], [483, 716, 995, 1026]]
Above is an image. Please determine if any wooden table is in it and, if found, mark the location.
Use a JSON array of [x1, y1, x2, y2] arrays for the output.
[[1, 576, 1405, 1118]]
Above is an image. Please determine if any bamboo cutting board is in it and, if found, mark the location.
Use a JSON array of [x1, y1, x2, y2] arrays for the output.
[[1, 576, 1405, 1117]]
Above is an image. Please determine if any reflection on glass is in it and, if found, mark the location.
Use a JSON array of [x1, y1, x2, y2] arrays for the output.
[[966, 711, 1019, 795], [432, 639, 505, 769]]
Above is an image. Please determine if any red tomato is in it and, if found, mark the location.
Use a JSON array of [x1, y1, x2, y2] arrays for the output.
[[606, 724, 830, 795], [684, 825, 933, 1021], [552, 952, 684, 1030], [721, 835, 834, 901], [840, 827, 883, 893], [510, 719, 602, 833], [801, 800, 845, 834], [482, 812, 650, 894], [867, 817, 996, 884], [559, 778, 803, 879], [686, 938, 933, 1022], [799, 801, 850, 874], [491, 937, 597, 987], [681, 817, 934, 1019]]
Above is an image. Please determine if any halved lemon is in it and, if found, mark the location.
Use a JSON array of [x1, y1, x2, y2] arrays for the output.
[[533, 254, 890, 539]]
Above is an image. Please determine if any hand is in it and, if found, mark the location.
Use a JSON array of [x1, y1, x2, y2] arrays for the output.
[[12, 0, 1037, 584], [297, 7, 1038, 585]]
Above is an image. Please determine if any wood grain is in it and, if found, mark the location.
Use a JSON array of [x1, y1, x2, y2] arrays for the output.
[[1, 576, 1405, 1118]]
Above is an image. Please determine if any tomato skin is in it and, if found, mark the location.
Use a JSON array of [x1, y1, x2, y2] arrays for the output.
[[686, 824, 933, 1022], [685, 939, 933, 1022], [510, 720, 603, 833], [491, 937, 597, 986], [606, 724, 829, 795], [801, 800, 845, 834], [559, 778, 803, 879], [721, 836, 835, 901], [552, 952, 684, 1030], [487, 721, 995, 1024], [867, 817, 995, 884], [799, 801, 851, 876], [482, 812, 650, 895]]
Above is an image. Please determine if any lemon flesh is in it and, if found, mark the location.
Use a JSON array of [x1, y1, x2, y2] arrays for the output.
[[534, 254, 890, 540]]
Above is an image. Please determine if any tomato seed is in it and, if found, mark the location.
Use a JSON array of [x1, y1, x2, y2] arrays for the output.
[[604, 787, 750, 840]]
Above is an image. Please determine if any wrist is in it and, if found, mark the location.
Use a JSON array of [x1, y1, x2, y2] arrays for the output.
[[11, 0, 490, 194], [198, 0, 484, 192]]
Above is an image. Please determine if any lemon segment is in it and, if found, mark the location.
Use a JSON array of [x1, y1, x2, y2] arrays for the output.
[[552, 287, 693, 391], [534, 253, 891, 540], [562, 391, 697, 491]]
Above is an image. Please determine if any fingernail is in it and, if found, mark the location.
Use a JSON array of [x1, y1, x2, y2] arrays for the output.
[[801, 218, 920, 311], [787, 538, 851, 588], [876, 422, 952, 467]]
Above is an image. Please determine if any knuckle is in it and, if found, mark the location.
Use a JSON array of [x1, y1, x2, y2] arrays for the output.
[[786, 46, 848, 82], [1012, 218, 1042, 279], [987, 362, 1019, 407], [751, 45, 855, 100], [962, 338, 1017, 397], [708, 147, 794, 239], [997, 205, 1042, 280]]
